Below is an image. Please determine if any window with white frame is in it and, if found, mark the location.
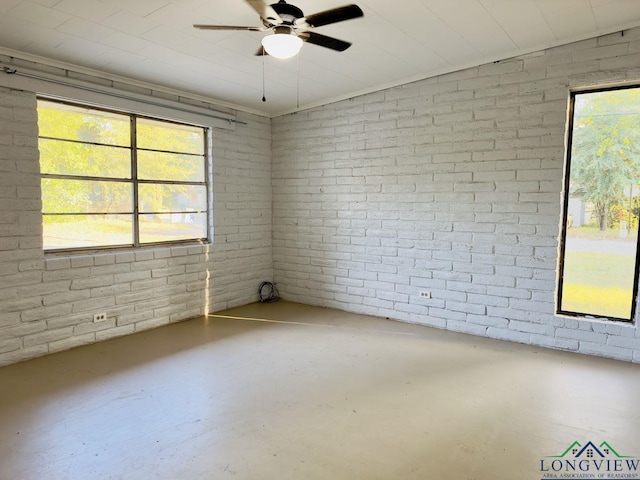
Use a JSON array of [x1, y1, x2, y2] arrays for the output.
[[558, 85, 640, 322], [37, 99, 209, 251]]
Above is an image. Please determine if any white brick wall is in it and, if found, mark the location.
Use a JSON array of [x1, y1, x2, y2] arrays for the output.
[[272, 28, 640, 363], [0, 86, 272, 366], [2, 28, 640, 366]]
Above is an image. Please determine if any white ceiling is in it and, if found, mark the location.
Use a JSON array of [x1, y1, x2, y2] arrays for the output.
[[0, 0, 639, 117]]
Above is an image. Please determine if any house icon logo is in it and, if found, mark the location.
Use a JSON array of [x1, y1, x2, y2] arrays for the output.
[[540, 441, 639, 479]]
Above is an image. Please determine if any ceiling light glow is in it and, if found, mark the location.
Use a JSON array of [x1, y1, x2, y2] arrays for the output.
[[261, 33, 303, 59]]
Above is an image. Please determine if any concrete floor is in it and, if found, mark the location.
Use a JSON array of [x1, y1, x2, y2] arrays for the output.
[[0, 301, 639, 480]]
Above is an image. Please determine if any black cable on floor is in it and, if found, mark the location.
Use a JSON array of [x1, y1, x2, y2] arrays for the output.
[[258, 281, 280, 303]]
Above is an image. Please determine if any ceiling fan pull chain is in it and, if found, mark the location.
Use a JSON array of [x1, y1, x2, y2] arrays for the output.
[[262, 45, 267, 102]]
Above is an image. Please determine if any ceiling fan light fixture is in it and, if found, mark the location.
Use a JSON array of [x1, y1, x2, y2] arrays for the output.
[[261, 30, 303, 59]]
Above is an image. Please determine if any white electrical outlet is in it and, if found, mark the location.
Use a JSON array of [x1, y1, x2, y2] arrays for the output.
[[419, 291, 431, 299], [93, 312, 107, 322]]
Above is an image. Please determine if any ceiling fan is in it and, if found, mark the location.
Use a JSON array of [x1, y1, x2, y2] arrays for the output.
[[194, 0, 364, 59]]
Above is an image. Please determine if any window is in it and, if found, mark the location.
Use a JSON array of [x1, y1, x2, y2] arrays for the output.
[[558, 86, 640, 322], [37, 99, 209, 251]]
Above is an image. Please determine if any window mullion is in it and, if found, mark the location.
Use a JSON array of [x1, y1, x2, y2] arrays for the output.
[[131, 116, 139, 247]]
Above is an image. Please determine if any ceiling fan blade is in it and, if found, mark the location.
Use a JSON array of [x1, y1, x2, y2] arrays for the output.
[[244, 0, 283, 24], [298, 4, 363, 28], [301, 32, 351, 52], [194, 24, 264, 31]]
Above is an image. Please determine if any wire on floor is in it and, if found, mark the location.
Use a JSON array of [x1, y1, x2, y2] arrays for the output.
[[258, 281, 280, 303]]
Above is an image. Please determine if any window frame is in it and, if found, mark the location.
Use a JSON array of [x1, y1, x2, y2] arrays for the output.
[[37, 97, 211, 253], [557, 84, 640, 323]]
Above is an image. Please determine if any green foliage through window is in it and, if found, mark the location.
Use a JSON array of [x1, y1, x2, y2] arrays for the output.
[[558, 86, 640, 322], [37, 99, 209, 251]]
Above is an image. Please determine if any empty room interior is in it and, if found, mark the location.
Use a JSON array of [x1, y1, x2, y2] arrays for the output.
[[1, 0, 640, 478]]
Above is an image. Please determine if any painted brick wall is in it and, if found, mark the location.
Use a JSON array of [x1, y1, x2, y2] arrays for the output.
[[3, 28, 640, 366], [272, 28, 640, 363], [0, 88, 272, 366]]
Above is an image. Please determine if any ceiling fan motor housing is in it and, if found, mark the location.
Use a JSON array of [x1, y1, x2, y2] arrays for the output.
[[262, 1, 303, 27]]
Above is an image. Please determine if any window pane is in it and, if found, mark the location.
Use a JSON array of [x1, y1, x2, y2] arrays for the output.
[[137, 151, 204, 182], [559, 88, 640, 320], [139, 213, 207, 243], [42, 179, 132, 214], [38, 99, 209, 250], [39, 139, 131, 178], [38, 100, 130, 146], [137, 118, 204, 154], [138, 184, 206, 213], [43, 214, 133, 250]]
